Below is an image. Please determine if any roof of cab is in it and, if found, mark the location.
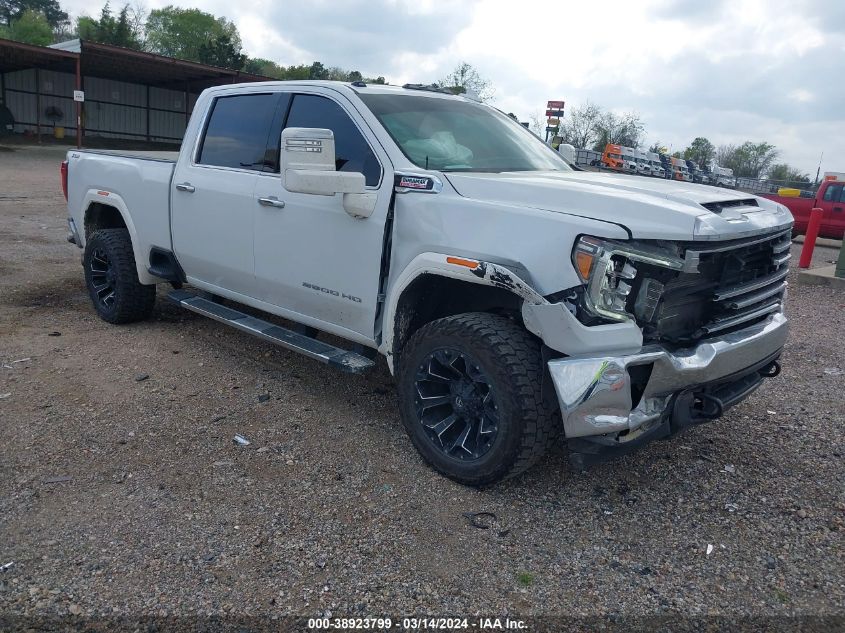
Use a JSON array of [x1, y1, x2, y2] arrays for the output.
[[203, 80, 472, 101]]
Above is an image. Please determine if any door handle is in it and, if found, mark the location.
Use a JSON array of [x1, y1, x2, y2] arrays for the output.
[[834, 206, 843, 212], [258, 196, 285, 209], [175, 182, 195, 193]]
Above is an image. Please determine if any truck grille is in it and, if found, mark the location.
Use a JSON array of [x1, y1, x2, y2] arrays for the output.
[[640, 230, 790, 344]]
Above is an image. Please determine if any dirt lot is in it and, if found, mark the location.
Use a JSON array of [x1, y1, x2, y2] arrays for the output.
[[1, 145, 843, 627]]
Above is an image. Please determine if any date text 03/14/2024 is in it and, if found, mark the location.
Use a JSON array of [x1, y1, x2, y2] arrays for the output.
[[306, 617, 527, 630]]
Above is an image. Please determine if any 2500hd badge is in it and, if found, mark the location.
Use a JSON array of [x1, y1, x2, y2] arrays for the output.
[[302, 282, 362, 303]]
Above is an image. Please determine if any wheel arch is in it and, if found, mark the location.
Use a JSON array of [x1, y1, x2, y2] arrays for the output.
[[81, 191, 156, 285], [379, 253, 548, 373]]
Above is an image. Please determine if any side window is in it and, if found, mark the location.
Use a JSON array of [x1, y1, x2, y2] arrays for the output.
[[198, 94, 279, 170], [823, 184, 841, 202], [839, 185, 845, 203], [285, 94, 381, 186]]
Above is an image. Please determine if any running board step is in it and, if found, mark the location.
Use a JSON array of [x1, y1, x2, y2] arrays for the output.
[[168, 290, 375, 374]]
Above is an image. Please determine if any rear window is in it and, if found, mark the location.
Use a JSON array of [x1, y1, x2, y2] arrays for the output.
[[198, 94, 279, 170]]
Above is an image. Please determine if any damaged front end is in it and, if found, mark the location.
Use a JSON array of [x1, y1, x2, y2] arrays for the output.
[[547, 313, 786, 469], [542, 229, 792, 468]]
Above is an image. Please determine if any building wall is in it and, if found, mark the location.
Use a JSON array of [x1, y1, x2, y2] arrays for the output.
[[0, 68, 198, 144]]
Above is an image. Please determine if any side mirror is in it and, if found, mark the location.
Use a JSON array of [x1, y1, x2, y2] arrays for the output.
[[281, 127, 363, 196], [280, 127, 377, 218]]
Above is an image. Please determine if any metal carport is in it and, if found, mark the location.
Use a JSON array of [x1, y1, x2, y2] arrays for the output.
[[0, 38, 270, 149]]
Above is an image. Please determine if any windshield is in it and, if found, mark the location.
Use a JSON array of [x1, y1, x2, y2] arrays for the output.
[[358, 93, 570, 173]]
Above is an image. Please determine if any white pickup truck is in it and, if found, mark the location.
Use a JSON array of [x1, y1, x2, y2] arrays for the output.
[[62, 81, 793, 485]]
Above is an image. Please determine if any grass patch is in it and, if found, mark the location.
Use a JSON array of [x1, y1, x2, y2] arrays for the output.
[[516, 572, 534, 587]]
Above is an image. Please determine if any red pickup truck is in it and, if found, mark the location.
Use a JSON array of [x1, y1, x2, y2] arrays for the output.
[[762, 178, 845, 239]]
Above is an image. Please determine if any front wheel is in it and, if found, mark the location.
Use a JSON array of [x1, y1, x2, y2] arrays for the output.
[[396, 313, 556, 486], [83, 228, 156, 324]]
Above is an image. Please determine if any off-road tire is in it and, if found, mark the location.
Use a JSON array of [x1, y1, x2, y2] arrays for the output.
[[397, 312, 557, 486], [83, 228, 156, 324]]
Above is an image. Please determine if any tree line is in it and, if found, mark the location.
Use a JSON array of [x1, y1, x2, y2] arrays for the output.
[[0, 0, 386, 83], [555, 101, 811, 183], [0, 0, 811, 182]]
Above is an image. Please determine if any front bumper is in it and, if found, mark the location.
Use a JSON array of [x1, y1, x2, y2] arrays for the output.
[[547, 311, 788, 441]]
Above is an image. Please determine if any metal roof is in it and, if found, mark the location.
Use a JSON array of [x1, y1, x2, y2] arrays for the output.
[[0, 37, 78, 73], [2, 38, 270, 91]]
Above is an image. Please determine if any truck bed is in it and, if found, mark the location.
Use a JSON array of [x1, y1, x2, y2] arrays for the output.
[[66, 149, 177, 284], [78, 149, 179, 162]]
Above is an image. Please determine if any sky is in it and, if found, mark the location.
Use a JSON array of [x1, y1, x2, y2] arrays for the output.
[[62, 0, 843, 175]]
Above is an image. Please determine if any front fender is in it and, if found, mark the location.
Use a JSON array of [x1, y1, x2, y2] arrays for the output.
[[378, 252, 546, 372]]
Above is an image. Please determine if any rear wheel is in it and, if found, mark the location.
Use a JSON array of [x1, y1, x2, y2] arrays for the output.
[[397, 312, 556, 486], [83, 228, 155, 324]]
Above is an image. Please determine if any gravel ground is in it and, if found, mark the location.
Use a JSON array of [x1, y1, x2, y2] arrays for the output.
[[1, 145, 843, 627]]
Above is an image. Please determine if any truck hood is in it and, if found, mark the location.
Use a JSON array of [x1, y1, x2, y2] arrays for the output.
[[444, 170, 793, 241]]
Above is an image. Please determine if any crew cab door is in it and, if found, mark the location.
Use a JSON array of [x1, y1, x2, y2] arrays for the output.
[[171, 91, 282, 296], [252, 89, 391, 342], [818, 182, 845, 239]]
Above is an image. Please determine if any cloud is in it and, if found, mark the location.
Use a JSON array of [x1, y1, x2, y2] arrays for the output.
[[62, 0, 842, 174], [209, 0, 477, 77]]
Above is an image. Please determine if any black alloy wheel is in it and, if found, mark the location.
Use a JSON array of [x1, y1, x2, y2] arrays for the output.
[[88, 246, 117, 310], [83, 228, 156, 324], [396, 312, 557, 486], [414, 348, 500, 461]]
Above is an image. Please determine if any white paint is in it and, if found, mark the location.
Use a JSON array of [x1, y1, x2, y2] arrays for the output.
[[67, 82, 792, 362]]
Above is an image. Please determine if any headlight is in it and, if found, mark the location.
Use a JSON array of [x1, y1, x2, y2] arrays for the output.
[[571, 236, 684, 323]]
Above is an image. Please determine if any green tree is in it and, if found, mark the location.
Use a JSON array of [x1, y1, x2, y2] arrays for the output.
[[591, 110, 644, 151], [198, 32, 245, 70], [683, 137, 715, 168], [284, 64, 311, 80], [648, 141, 668, 154], [718, 141, 779, 178], [767, 163, 811, 185], [76, 3, 142, 49], [244, 57, 285, 78], [0, 0, 66, 29], [438, 62, 493, 102], [325, 66, 350, 80], [308, 61, 328, 80], [0, 8, 52, 44], [145, 6, 241, 63], [242, 59, 386, 83]]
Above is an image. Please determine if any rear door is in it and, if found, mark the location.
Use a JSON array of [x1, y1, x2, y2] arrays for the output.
[[252, 89, 391, 342], [171, 92, 282, 296]]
